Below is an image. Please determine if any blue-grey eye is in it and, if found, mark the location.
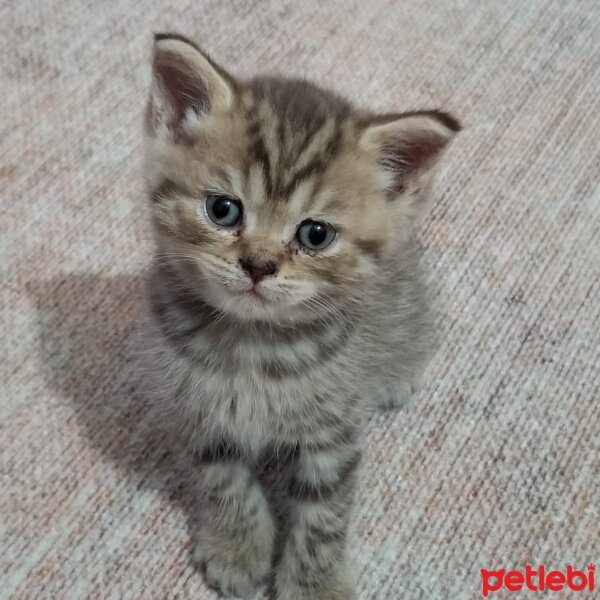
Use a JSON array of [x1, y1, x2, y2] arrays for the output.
[[296, 220, 336, 251], [205, 194, 243, 228]]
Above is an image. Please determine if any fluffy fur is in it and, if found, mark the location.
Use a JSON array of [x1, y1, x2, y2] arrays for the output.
[[143, 32, 459, 599]]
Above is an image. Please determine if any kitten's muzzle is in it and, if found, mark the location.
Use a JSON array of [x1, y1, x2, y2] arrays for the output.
[[239, 256, 279, 283]]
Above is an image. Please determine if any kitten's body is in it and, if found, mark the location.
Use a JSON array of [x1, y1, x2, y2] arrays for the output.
[[143, 34, 458, 599], [149, 241, 430, 450]]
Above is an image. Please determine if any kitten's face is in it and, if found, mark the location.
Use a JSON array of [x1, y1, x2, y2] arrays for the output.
[[145, 35, 459, 322]]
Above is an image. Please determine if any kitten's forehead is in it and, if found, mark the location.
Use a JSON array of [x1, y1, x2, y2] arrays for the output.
[[241, 77, 352, 209]]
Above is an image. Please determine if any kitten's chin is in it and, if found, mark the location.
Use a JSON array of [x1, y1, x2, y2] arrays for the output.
[[201, 281, 304, 323]]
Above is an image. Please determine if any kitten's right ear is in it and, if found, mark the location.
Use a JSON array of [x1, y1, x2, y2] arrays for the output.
[[359, 110, 460, 202], [148, 33, 236, 139]]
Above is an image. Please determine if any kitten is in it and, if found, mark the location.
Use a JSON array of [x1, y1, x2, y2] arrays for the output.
[[143, 33, 459, 600]]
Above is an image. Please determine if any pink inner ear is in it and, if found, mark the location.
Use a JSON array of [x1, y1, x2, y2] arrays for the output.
[[382, 134, 446, 194], [154, 54, 210, 126]]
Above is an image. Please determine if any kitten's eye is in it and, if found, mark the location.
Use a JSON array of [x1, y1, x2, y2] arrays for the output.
[[296, 220, 336, 252], [205, 194, 243, 228]]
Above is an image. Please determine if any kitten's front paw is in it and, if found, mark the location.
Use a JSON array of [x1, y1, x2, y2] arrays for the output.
[[193, 544, 270, 598], [278, 584, 354, 600], [275, 575, 354, 600]]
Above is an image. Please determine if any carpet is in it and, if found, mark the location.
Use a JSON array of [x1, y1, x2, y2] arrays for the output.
[[1, 0, 599, 598]]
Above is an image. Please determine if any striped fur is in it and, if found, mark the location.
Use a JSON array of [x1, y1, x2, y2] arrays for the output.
[[143, 33, 459, 599]]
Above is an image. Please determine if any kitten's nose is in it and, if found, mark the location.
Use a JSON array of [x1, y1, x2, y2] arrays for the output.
[[239, 256, 279, 283]]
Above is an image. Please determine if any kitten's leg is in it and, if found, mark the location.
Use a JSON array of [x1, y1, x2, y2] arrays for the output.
[[193, 443, 275, 598], [377, 378, 418, 410], [275, 440, 361, 600]]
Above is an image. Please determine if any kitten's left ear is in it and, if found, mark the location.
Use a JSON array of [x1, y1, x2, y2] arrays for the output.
[[360, 110, 461, 205], [148, 33, 236, 140]]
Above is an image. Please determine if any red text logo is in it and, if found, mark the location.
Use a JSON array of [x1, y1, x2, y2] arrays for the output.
[[481, 565, 595, 597]]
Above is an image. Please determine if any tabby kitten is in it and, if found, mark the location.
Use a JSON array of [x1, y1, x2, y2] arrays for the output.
[[144, 33, 459, 600]]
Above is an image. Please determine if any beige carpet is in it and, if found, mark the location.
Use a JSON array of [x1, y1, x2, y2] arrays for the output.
[[2, 0, 599, 598]]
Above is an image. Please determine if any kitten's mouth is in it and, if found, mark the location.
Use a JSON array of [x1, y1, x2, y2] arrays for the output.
[[233, 287, 268, 303]]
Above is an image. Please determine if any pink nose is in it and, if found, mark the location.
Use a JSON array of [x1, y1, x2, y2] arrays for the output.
[[239, 257, 279, 283]]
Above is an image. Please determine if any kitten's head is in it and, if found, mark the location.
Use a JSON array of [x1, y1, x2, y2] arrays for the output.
[[145, 33, 460, 322]]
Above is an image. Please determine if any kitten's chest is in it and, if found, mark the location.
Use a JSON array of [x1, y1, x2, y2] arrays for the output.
[[174, 325, 361, 445]]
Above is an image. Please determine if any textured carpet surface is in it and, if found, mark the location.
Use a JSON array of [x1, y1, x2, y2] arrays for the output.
[[2, 1, 599, 598]]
